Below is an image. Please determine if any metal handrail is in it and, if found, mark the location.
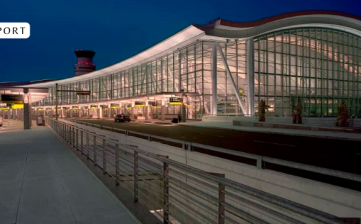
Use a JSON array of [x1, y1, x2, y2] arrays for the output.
[[45, 117, 349, 224], [69, 119, 361, 183]]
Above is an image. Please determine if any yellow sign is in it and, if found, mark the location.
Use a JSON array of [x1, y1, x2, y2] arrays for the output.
[[0, 107, 9, 110], [12, 104, 24, 109]]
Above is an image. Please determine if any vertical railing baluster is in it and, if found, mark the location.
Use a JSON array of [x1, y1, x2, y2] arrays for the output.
[[102, 138, 106, 174], [72, 126, 75, 147], [218, 181, 225, 224], [86, 132, 90, 159], [115, 143, 120, 186], [163, 159, 169, 224], [93, 135, 97, 166], [75, 128, 80, 151], [209, 172, 226, 224], [134, 149, 138, 202], [80, 130, 83, 154]]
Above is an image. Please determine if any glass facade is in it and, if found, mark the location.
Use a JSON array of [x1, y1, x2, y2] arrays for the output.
[[34, 27, 361, 118], [36, 40, 247, 119], [255, 28, 361, 117]]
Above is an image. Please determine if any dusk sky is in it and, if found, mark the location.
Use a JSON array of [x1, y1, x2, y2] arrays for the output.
[[1, 0, 360, 82]]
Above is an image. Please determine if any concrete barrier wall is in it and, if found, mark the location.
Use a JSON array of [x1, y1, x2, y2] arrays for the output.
[[64, 120, 361, 219], [203, 115, 361, 127]]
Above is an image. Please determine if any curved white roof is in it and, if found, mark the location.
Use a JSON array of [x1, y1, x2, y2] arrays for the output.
[[24, 25, 205, 87]]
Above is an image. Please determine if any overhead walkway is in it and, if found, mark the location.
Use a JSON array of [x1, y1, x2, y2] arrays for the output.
[[0, 120, 140, 224]]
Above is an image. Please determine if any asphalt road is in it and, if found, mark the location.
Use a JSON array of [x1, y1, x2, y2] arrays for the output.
[[71, 118, 361, 190]]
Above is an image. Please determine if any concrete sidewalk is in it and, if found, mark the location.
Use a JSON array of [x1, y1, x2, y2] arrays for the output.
[[0, 120, 140, 224], [179, 121, 361, 141]]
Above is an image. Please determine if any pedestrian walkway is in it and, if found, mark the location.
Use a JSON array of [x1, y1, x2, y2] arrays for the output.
[[0, 120, 140, 224], [179, 120, 361, 141]]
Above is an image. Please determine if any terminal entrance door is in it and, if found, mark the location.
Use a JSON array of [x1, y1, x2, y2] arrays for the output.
[[150, 100, 162, 119], [185, 96, 202, 120]]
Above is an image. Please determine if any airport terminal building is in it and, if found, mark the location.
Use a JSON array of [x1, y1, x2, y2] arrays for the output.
[[24, 11, 361, 120]]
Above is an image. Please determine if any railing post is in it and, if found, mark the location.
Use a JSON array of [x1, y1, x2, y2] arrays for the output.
[[102, 138, 106, 174], [66, 125, 69, 142], [76, 129, 79, 151], [134, 149, 139, 202], [218, 180, 225, 224], [115, 143, 120, 186], [80, 130, 84, 154], [93, 135, 97, 166], [72, 126, 75, 147], [86, 132, 90, 159], [163, 160, 169, 224], [209, 172, 225, 224]]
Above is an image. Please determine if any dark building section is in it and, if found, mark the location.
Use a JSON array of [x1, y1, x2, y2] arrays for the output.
[[74, 50, 96, 76]]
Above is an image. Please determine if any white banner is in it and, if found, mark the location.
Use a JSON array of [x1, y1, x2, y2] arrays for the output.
[[0, 23, 30, 39]]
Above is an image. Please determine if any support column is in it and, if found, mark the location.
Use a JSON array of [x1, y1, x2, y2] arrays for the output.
[[161, 105, 165, 121], [211, 42, 218, 116], [23, 88, 31, 130], [108, 106, 111, 118], [131, 107, 134, 120], [99, 107, 103, 118], [145, 103, 149, 120], [247, 39, 255, 116], [69, 109, 73, 118], [181, 104, 186, 122]]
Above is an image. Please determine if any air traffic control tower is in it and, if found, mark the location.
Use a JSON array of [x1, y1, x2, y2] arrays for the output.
[[74, 50, 96, 76]]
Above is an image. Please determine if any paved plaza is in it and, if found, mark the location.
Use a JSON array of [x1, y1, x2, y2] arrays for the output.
[[0, 120, 140, 224]]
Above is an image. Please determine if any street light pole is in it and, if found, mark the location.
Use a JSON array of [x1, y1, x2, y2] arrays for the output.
[[55, 83, 58, 120]]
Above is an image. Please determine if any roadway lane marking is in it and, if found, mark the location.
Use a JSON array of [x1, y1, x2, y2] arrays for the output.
[[254, 140, 295, 147]]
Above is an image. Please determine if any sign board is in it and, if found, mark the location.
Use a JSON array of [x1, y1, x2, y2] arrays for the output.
[[37, 108, 44, 111], [170, 97, 183, 105], [72, 106, 79, 110], [12, 104, 24, 109], [135, 101, 145, 107], [1, 94, 23, 104], [110, 103, 119, 108], [90, 105, 98, 109], [100, 105, 108, 108]]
